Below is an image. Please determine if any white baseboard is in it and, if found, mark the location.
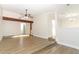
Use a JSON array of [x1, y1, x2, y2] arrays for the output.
[[32, 34, 49, 39], [57, 41, 79, 50]]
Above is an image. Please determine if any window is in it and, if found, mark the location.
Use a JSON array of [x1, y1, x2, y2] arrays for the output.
[[21, 23, 26, 35]]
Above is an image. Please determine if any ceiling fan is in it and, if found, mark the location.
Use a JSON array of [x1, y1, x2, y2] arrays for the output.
[[24, 9, 33, 18], [20, 9, 33, 20]]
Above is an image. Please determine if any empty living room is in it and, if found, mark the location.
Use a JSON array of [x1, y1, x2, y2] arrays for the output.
[[0, 4, 79, 54]]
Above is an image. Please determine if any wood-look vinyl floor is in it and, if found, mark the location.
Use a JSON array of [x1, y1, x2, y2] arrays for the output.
[[0, 36, 54, 54], [0, 36, 79, 54], [34, 43, 79, 54]]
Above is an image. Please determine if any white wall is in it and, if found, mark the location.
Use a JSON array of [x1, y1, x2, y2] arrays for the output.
[[0, 6, 3, 37], [56, 4, 79, 49], [32, 12, 54, 39], [0, 8, 30, 36], [2, 9, 21, 36]]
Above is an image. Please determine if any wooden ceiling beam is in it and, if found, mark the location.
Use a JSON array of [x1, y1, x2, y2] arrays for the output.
[[3, 16, 33, 23]]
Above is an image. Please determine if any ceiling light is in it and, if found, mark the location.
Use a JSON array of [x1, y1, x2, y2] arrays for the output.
[[20, 9, 33, 20]]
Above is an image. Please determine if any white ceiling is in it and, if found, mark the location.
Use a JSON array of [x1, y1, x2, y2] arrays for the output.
[[1, 4, 63, 16]]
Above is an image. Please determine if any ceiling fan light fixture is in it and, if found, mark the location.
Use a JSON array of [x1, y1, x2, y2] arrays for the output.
[[20, 9, 33, 20]]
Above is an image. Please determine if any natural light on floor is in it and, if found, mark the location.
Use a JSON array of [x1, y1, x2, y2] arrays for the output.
[[12, 35, 29, 38]]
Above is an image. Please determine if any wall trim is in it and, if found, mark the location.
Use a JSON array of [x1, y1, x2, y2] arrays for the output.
[[32, 34, 49, 39], [57, 41, 79, 50]]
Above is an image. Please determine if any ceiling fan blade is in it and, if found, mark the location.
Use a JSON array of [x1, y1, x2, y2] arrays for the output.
[[28, 14, 33, 18]]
